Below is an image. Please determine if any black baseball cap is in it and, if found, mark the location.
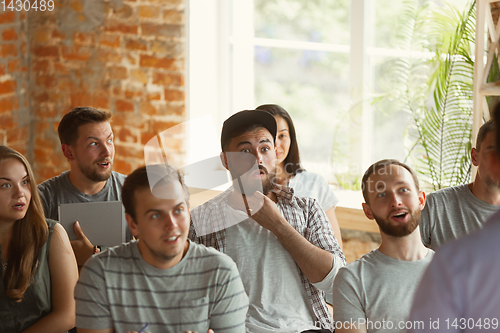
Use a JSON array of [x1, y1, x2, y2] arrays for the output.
[[221, 110, 277, 151]]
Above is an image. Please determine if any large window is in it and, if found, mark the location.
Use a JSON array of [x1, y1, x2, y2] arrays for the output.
[[188, 0, 471, 206]]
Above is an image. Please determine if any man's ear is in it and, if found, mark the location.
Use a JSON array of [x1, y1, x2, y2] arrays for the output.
[[62, 144, 75, 161], [125, 213, 140, 238], [471, 147, 479, 167], [362, 202, 375, 220], [418, 191, 426, 211], [220, 152, 229, 170]]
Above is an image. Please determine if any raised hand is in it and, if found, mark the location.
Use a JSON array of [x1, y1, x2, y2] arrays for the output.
[[246, 191, 285, 233], [70, 221, 94, 266]]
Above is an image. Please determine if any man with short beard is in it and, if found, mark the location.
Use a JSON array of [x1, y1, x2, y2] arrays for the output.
[[38, 107, 128, 266], [189, 110, 345, 333], [419, 120, 500, 250], [332, 160, 434, 333]]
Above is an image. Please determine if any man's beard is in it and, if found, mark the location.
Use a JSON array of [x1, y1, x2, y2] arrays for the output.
[[373, 208, 420, 237], [485, 175, 500, 191], [77, 159, 112, 182], [232, 165, 276, 196]]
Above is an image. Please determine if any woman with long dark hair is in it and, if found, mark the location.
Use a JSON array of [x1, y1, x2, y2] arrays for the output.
[[0, 146, 78, 332], [256, 104, 343, 249]]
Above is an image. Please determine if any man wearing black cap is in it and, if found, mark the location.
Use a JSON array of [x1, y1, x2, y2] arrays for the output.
[[190, 110, 346, 333]]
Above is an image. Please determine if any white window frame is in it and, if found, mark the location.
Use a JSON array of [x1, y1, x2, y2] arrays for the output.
[[186, 0, 471, 202]]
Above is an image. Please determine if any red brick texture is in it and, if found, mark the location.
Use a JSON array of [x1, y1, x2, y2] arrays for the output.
[[24, 0, 186, 181], [0, 9, 29, 157]]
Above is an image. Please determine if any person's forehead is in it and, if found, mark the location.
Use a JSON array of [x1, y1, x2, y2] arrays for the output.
[[77, 121, 112, 140], [369, 164, 413, 184], [135, 181, 185, 210], [275, 116, 289, 131], [0, 158, 27, 178], [230, 127, 274, 145]]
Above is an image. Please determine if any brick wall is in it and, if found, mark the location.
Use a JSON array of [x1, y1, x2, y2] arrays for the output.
[[0, 9, 29, 155], [27, 0, 185, 182]]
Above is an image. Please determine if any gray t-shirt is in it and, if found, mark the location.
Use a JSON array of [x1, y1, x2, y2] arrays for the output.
[[332, 249, 434, 333], [37, 170, 126, 220], [420, 184, 500, 250], [225, 206, 320, 333], [37, 170, 131, 240], [75, 240, 249, 333]]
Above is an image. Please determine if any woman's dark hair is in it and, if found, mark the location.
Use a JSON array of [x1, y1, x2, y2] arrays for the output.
[[255, 104, 303, 176]]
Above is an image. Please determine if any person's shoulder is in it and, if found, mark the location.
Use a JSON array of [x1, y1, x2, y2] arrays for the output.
[[45, 219, 61, 238], [424, 185, 469, 212], [289, 192, 321, 211], [81, 243, 133, 278], [339, 249, 380, 275], [37, 171, 70, 190], [191, 188, 231, 215], [188, 241, 236, 268], [424, 248, 436, 261], [90, 242, 135, 266], [428, 184, 469, 199], [45, 218, 58, 229], [438, 210, 500, 260], [111, 171, 127, 185]]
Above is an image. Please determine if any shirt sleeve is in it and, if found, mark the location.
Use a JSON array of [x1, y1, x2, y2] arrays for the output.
[[332, 266, 366, 328], [314, 173, 339, 210], [312, 252, 340, 294], [75, 256, 113, 330], [306, 199, 346, 267], [209, 259, 249, 332]]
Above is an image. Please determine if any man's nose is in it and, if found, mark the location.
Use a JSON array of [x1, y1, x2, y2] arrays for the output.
[[390, 193, 403, 207], [254, 151, 263, 164], [164, 214, 178, 229], [101, 143, 112, 156]]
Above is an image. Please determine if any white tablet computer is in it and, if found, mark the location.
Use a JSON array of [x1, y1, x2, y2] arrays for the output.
[[59, 201, 126, 247]]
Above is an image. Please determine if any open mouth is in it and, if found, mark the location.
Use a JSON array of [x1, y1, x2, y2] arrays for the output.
[[251, 169, 265, 177], [13, 203, 25, 210], [166, 235, 180, 242], [391, 211, 408, 220], [97, 161, 111, 167]]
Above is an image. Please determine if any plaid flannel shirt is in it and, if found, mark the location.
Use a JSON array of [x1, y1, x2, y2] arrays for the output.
[[189, 185, 346, 331]]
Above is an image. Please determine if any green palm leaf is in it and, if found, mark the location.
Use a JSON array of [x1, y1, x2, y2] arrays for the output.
[[378, 0, 475, 191]]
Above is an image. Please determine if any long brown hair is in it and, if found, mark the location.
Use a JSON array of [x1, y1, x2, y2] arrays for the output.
[[0, 146, 48, 302], [255, 104, 303, 176]]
